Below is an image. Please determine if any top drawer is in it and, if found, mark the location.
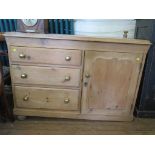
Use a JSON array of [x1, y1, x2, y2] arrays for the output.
[[9, 46, 82, 66]]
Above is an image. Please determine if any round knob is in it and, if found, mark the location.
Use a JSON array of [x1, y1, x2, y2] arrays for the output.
[[85, 73, 90, 78], [21, 73, 27, 79], [19, 53, 26, 58], [65, 76, 70, 81], [23, 95, 29, 101], [65, 56, 71, 61], [64, 98, 70, 104], [136, 57, 140, 62]]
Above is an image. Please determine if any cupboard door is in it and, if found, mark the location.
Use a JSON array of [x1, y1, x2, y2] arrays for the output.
[[82, 51, 143, 116]]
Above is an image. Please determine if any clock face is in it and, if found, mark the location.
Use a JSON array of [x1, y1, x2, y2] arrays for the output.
[[22, 19, 38, 27]]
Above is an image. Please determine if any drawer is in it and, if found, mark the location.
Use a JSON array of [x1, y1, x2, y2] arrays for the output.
[[11, 65, 81, 87], [10, 46, 82, 66], [14, 86, 80, 111]]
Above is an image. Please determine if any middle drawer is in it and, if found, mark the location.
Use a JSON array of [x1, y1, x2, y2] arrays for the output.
[[11, 65, 81, 87]]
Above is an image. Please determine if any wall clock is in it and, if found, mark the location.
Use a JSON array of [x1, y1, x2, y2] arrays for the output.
[[17, 19, 48, 33]]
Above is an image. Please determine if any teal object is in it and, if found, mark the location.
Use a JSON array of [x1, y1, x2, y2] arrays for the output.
[[48, 19, 74, 34], [54, 19, 59, 33], [65, 20, 69, 34], [70, 19, 74, 34], [0, 19, 74, 34], [59, 20, 63, 34], [0, 19, 16, 32], [0, 41, 8, 66]]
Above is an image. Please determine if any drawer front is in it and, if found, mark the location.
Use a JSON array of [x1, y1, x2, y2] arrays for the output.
[[10, 46, 82, 66], [11, 65, 81, 87], [14, 86, 80, 111]]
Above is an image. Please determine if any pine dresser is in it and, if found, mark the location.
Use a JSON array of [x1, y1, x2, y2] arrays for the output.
[[4, 32, 150, 121]]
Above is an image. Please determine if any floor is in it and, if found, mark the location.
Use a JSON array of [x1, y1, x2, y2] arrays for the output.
[[0, 117, 155, 135]]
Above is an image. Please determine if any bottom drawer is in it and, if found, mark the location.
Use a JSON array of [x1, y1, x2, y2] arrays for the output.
[[14, 86, 80, 111]]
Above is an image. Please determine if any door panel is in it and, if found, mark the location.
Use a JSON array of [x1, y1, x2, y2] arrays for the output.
[[82, 51, 142, 115]]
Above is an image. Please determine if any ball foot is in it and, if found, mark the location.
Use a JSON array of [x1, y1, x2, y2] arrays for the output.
[[17, 115, 26, 121]]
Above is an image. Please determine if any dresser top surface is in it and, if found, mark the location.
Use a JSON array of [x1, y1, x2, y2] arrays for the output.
[[4, 32, 151, 45]]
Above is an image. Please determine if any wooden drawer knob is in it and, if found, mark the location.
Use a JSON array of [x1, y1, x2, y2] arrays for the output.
[[65, 76, 71, 81], [21, 73, 27, 79], [64, 98, 70, 104], [19, 53, 26, 58], [23, 95, 29, 101], [65, 56, 71, 61]]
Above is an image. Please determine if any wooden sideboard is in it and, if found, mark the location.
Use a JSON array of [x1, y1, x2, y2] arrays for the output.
[[4, 32, 150, 121]]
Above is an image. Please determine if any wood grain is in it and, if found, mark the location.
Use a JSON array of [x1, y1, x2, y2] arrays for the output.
[[13, 108, 133, 121], [82, 51, 143, 116], [11, 65, 81, 87], [6, 37, 150, 54], [1, 117, 155, 135], [5, 33, 150, 121], [14, 86, 80, 111], [9, 46, 82, 66], [4, 32, 151, 45]]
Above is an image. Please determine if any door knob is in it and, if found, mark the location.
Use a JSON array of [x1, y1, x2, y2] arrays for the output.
[[23, 95, 29, 101], [136, 57, 140, 62], [85, 73, 90, 78]]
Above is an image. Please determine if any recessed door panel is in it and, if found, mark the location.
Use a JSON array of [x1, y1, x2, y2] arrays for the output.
[[82, 51, 142, 116]]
